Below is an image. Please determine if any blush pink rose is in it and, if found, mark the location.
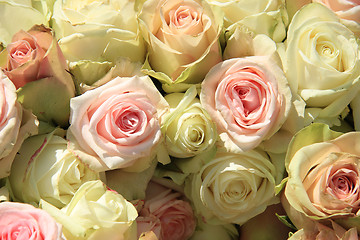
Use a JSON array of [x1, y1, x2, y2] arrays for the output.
[[0, 202, 63, 240], [67, 76, 169, 172], [137, 182, 196, 240], [200, 56, 291, 152], [1, 25, 75, 127], [3, 25, 57, 89]]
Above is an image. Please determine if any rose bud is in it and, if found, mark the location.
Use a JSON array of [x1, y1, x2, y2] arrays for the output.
[[0, 25, 75, 127]]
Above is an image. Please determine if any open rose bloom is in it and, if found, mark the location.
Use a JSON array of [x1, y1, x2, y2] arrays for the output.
[[200, 56, 291, 152], [283, 124, 360, 230], [139, 0, 223, 92], [67, 75, 169, 172]]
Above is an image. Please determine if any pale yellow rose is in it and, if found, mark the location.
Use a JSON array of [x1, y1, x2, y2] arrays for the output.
[[139, 0, 223, 92], [162, 85, 217, 158], [185, 148, 279, 225], [8, 129, 99, 208], [40, 180, 138, 240], [51, 0, 145, 87], [285, 3, 360, 126], [206, 0, 288, 42]]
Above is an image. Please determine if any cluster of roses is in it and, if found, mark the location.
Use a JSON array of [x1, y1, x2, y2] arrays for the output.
[[0, 0, 359, 239]]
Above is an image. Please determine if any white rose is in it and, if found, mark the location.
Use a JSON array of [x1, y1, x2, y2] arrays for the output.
[[185, 149, 278, 225], [8, 129, 99, 208]]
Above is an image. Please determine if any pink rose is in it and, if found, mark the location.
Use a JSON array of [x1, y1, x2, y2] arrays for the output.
[[137, 182, 196, 240], [67, 76, 169, 172], [0, 202, 63, 240], [2, 25, 58, 89], [200, 56, 291, 152], [0, 25, 75, 127]]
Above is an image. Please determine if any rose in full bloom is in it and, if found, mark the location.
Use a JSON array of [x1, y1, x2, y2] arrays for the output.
[[0, 25, 76, 127], [0, 202, 64, 240], [138, 0, 223, 92], [0, 71, 38, 179], [185, 148, 279, 225], [285, 3, 360, 126], [205, 0, 288, 42], [200, 56, 291, 152], [40, 180, 138, 240], [51, 0, 145, 87], [283, 123, 360, 226], [8, 129, 99, 208], [162, 86, 217, 158], [0, 1, 48, 46], [67, 75, 169, 172], [137, 182, 196, 240]]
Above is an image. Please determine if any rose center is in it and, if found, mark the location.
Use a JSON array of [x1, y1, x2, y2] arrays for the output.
[[315, 39, 343, 71], [175, 8, 198, 27], [328, 165, 359, 201], [333, 175, 354, 194], [10, 40, 35, 64], [116, 110, 140, 133], [235, 85, 260, 114]]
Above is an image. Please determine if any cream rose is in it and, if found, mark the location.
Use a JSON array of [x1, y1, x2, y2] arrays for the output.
[[283, 123, 360, 226], [200, 56, 291, 152], [162, 86, 217, 158], [8, 130, 99, 208], [139, 0, 222, 92], [40, 180, 138, 240], [67, 76, 169, 172], [205, 0, 288, 42], [0, 202, 64, 240], [52, 0, 145, 63], [51, 0, 145, 88], [285, 3, 360, 126], [185, 149, 279, 225]]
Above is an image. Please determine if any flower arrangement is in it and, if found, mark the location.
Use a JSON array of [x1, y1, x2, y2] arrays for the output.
[[0, 0, 359, 239]]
